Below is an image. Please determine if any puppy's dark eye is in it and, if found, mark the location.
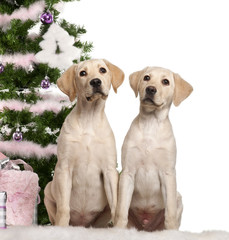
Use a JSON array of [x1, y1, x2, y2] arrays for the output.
[[162, 79, 170, 85], [80, 71, 87, 77], [144, 75, 150, 81], [99, 67, 107, 74]]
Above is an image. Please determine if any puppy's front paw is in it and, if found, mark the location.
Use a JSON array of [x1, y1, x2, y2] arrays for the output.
[[55, 218, 70, 227], [114, 218, 128, 228], [55, 210, 70, 226], [165, 219, 179, 230]]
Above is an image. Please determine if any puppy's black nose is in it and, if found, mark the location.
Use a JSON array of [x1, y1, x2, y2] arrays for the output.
[[146, 86, 157, 95], [90, 78, 102, 88]]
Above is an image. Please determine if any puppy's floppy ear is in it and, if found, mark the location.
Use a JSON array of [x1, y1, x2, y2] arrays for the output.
[[103, 59, 125, 93], [57, 64, 78, 102], [129, 71, 141, 97], [173, 73, 193, 106]]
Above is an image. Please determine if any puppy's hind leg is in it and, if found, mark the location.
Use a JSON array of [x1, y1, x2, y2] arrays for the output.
[[44, 181, 56, 225]]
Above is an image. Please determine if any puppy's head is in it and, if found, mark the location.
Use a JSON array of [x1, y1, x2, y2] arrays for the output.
[[57, 59, 124, 102], [129, 67, 193, 108]]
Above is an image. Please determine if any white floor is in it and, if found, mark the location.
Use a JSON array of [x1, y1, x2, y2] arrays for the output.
[[1, 227, 229, 240]]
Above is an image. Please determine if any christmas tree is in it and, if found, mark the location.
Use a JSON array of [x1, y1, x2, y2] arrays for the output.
[[0, 0, 92, 224]]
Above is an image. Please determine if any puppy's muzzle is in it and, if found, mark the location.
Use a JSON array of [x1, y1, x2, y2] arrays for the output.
[[143, 86, 163, 107], [86, 78, 108, 102]]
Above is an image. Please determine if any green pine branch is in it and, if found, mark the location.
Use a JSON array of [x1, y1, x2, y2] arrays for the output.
[[0, 64, 61, 90], [0, 0, 37, 14], [0, 107, 73, 146], [28, 155, 57, 225], [0, 19, 41, 54], [0, 89, 42, 103], [0, 0, 79, 14]]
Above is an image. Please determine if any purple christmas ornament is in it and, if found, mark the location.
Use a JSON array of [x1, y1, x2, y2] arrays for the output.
[[41, 76, 51, 89], [13, 129, 23, 142], [0, 63, 4, 73], [40, 12, 53, 24]]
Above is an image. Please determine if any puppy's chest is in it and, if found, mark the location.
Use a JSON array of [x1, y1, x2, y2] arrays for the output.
[[66, 126, 115, 165], [133, 125, 175, 168], [68, 123, 106, 144], [75, 134, 107, 160], [140, 129, 165, 154], [139, 120, 173, 148], [76, 122, 110, 140]]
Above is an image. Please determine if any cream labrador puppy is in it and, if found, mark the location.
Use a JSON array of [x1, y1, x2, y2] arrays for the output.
[[115, 67, 193, 231], [44, 59, 124, 227]]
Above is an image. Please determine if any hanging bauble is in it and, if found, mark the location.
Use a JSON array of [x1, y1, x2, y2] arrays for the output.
[[13, 128, 23, 142], [40, 12, 53, 24], [41, 76, 51, 89], [0, 63, 4, 73]]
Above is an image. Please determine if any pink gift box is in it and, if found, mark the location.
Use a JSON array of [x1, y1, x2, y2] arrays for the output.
[[0, 159, 39, 226]]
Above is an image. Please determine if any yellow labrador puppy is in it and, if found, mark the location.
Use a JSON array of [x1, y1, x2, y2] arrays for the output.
[[44, 59, 124, 227], [115, 67, 193, 231]]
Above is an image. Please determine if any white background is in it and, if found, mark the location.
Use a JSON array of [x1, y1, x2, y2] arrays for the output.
[[60, 0, 229, 232]]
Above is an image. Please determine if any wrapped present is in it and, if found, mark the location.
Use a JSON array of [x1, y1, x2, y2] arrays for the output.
[[0, 192, 7, 229], [0, 159, 40, 226]]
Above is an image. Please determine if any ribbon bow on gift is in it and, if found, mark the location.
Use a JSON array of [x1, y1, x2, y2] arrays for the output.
[[2, 159, 33, 171]]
